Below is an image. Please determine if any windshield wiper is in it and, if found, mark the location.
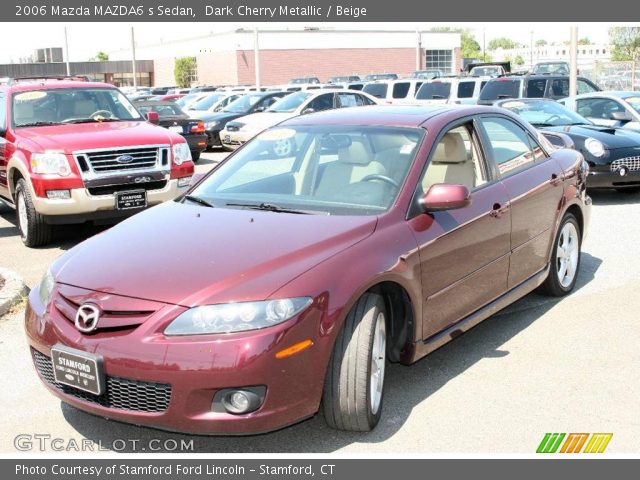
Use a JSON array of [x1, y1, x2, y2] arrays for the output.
[[225, 202, 320, 215], [62, 118, 120, 124], [17, 121, 61, 127], [183, 195, 215, 208]]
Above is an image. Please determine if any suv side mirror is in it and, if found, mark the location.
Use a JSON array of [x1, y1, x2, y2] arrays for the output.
[[611, 111, 633, 122], [420, 184, 471, 212], [146, 111, 160, 125]]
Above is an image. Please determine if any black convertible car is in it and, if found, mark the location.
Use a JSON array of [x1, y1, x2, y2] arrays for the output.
[[136, 101, 207, 162], [497, 98, 640, 193]]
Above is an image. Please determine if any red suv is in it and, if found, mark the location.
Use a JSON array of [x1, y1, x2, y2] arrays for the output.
[[0, 77, 194, 246]]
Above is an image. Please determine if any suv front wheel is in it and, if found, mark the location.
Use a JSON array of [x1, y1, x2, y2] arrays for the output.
[[15, 179, 53, 247]]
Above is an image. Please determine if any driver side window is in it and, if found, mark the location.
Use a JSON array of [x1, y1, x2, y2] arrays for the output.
[[419, 124, 487, 194]]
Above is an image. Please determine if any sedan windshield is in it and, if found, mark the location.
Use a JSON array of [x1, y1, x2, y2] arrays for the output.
[[625, 96, 640, 114], [12, 88, 142, 127], [500, 99, 590, 126], [188, 125, 424, 215], [223, 95, 264, 113], [268, 92, 312, 113], [190, 94, 225, 111]]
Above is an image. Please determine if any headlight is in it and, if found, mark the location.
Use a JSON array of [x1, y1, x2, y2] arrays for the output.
[[38, 269, 55, 308], [172, 142, 192, 165], [30, 153, 71, 176], [164, 297, 313, 336], [584, 138, 606, 158], [204, 121, 218, 129]]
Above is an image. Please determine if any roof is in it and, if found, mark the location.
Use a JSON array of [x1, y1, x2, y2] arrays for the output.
[[0, 80, 116, 92], [573, 91, 639, 99], [281, 105, 500, 128]]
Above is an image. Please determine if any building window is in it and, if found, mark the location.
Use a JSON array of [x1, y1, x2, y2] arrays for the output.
[[425, 50, 453, 73], [112, 72, 151, 87]]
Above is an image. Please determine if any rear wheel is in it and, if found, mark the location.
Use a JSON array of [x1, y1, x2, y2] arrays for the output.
[[15, 179, 53, 248], [322, 293, 387, 431], [540, 213, 581, 297], [191, 151, 201, 162]]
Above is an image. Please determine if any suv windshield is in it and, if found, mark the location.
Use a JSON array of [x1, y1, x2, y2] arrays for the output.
[[268, 92, 312, 113], [223, 95, 264, 113], [533, 63, 569, 74], [416, 82, 451, 100], [479, 79, 522, 102], [12, 87, 142, 127], [189, 125, 423, 215], [500, 99, 589, 126]]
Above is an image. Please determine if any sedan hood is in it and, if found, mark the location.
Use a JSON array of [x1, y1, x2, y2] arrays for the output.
[[53, 202, 377, 307], [17, 121, 179, 153], [235, 112, 294, 131], [544, 124, 640, 149]]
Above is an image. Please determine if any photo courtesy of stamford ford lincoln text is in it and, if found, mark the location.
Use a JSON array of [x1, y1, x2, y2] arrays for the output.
[[0, 0, 639, 478]]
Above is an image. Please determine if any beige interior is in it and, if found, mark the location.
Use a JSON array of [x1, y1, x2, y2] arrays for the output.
[[422, 130, 482, 192]]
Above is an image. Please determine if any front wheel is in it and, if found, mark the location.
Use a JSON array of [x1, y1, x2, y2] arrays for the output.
[[540, 213, 581, 297], [322, 293, 387, 431], [15, 178, 53, 248]]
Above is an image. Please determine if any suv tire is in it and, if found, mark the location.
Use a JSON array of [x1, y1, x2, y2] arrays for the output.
[[322, 293, 387, 431], [15, 179, 53, 248]]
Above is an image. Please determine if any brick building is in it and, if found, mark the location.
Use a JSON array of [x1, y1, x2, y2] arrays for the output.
[[109, 28, 461, 87]]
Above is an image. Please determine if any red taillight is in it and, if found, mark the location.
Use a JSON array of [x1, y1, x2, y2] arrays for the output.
[[191, 121, 205, 134]]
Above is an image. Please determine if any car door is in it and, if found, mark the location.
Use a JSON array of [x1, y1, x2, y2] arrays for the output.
[[576, 97, 628, 127], [408, 119, 511, 339], [477, 115, 564, 288], [0, 91, 8, 198]]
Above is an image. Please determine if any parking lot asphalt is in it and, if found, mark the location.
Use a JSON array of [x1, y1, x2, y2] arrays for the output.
[[1, 161, 639, 453]]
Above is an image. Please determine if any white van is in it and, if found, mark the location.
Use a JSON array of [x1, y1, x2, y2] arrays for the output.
[[413, 77, 490, 105], [362, 78, 424, 104]]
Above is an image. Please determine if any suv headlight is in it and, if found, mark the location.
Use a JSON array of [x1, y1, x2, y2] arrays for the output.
[[172, 142, 192, 165], [30, 153, 71, 176], [584, 138, 606, 158], [164, 297, 312, 336], [38, 269, 55, 308]]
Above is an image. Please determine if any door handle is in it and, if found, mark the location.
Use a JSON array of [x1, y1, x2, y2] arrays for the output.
[[550, 173, 563, 186], [490, 202, 508, 218]]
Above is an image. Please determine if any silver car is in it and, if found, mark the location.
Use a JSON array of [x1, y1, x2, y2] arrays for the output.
[[560, 91, 640, 132]]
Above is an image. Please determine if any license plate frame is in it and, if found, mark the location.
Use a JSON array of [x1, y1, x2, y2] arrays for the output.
[[51, 345, 105, 395], [115, 190, 147, 210]]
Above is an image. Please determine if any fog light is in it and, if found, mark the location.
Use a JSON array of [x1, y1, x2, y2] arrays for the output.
[[619, 166, 629, 176], [46, 189, 71, 200], [212, 386, 266, 415], [178, 176, 191, 188]]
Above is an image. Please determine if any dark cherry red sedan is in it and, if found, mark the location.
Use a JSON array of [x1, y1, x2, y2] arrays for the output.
[[25, 105, 591, 434]]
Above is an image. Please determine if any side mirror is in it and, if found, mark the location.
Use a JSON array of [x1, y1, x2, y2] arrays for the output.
[[0, 127, 6, 138], [146, 111, 160, 125], [254, 106, 266, 112], [190, 172, 205, 186], [301, 107, 315, 115], [539, 131, 575, 150], [611, 111, 632, 122], [420, 184, 471, 212]]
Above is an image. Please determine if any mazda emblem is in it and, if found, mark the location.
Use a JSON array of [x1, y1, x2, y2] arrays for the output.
[[116, 154, 134, 164], [75, 304, 100, 333]]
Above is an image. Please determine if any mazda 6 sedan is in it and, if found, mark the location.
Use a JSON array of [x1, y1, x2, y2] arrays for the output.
[[26, 105, 591, 434]]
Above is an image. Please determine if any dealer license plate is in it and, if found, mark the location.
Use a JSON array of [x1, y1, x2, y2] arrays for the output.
[[116, 190, 147, 210], [51, 345, 105, 395]]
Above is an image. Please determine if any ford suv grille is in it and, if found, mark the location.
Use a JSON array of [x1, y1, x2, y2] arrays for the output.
[[75, 146, 167, 174]]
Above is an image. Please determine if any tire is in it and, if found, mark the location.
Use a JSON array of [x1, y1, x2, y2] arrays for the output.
[[539, 213, 581, 297], [615, 187, 640, 194], [191, 151, 201, 162], [322, 293, 387, 431], [15, 178, 53, 248]]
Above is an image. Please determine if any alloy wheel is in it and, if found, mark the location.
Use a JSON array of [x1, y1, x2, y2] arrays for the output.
[[370, 312, 386, 416], [556, 222, 579, 288]]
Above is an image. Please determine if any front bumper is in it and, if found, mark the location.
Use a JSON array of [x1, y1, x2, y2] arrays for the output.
[[31, 178, 190, 222], [25, 284, 328, 435], [587, 169, 640, 189], [219, 129, 254, 150]]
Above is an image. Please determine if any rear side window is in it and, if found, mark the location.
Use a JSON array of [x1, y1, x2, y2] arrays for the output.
[[0, 93, 6, 131], [479, 79, 521, 101], [457, 82, 476, 98], [392, 82, 411, 99], [416, 82, 451, 100], [337, 93, 366, 107], [363, 83, 388, 99], [549, 79, 570, 98], [526, 79, 547, 98]]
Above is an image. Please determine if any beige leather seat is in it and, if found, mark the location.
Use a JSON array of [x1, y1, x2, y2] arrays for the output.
[[422, 132, 476, 192], [315, 138, 386, 197]]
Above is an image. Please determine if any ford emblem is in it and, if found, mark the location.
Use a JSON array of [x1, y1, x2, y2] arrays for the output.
[[116, 154, 134, 164]]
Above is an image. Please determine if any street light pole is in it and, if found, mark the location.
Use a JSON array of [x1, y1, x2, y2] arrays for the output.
[[569, 26, 578, 96], [254, 27, 261, 89], [483, 28, 486, 62], [131, 27, 138, 89], [64, 27, 71, 75], [530, 30, 534, 70]]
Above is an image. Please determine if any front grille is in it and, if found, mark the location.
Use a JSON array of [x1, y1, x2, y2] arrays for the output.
[[610, 156, 640, 172], [87, 180, 167, 196], [76, 146, 163, 174], [32, 349, 171, 413]]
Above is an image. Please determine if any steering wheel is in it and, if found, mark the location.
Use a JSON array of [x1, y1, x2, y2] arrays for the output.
[[360, 174, 400, 188], [62, 110, 115, 123]]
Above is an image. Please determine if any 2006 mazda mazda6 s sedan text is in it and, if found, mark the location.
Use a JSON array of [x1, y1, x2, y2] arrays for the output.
[[25, 105, 591, 434]]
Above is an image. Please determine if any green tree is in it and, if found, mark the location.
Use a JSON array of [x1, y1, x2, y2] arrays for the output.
[[430, 27, 481, 59], [514, 55, 525, 66], [578, 37, 592, 45], [174, 57, 196, 88], [535, 39, 547, 47], [93, 51, 109, 61], [487, 37, 521, 51], [609, 27, 640, 61]]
